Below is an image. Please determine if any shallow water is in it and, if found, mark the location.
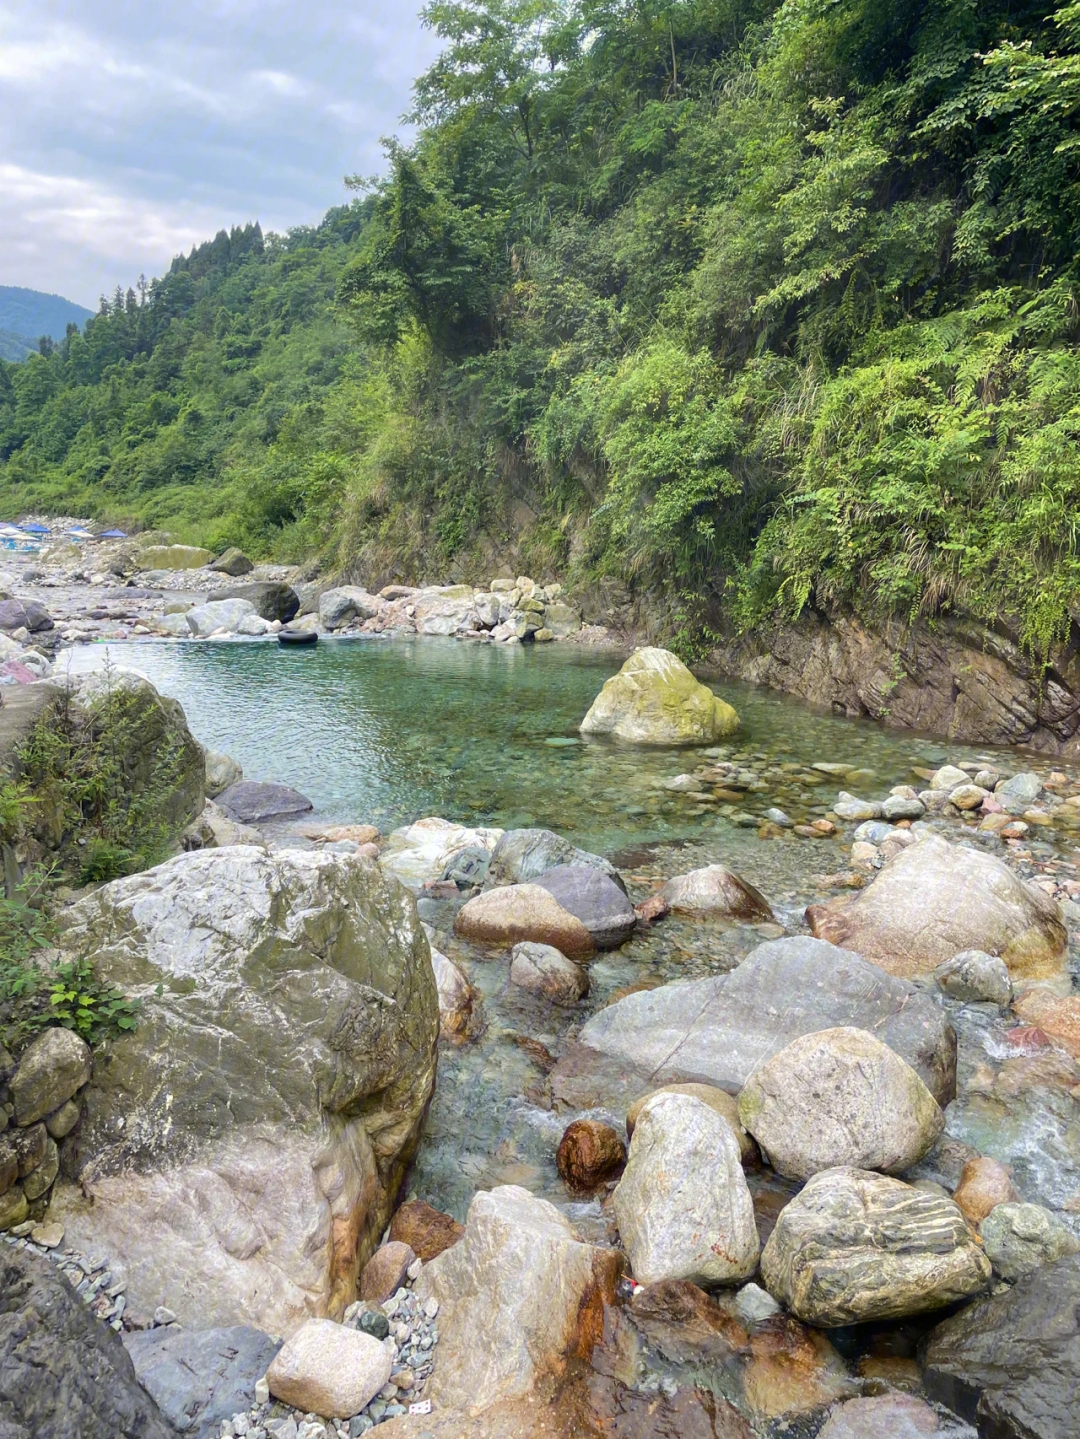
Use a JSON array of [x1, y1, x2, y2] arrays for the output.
[[63, 634, 1024, 856]]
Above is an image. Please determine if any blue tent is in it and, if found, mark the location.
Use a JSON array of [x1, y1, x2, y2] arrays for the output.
[[19, 522, 49, 534], [99, 529, 128, 538]]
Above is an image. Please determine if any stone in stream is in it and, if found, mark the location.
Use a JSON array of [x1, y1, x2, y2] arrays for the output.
[[660, 864, 773, 920], [760, 1168, 991, 1326], [124, 1325, 281, 1439], [389, 1198, 465, 1261], [626, 1082, 758, 1168], [203, 748, 243, 798], [208, 580, 299, 623], [415, 1184, 622, 1417], [215, 778, 314, 822], [266, 1318, 391, 1418], [935, 949, 1013, 1005], [579, 646, 740, 744], [556, 1118, 626, 1191], [949, 784, 989, 811], [952, 1156, 1022, 1225], [0, 596, 53, 631], [534, 863, 636, 947], [881, 794, 926, 820], [833, 793, 883, 821], [979, 1202, 1080, 1281], [10, 1025, 92, 1126], [185, 597, 256, 636], [509, 941, 589, 1004], [317, 585, 380, 628], [923, 1253, 1080, 1439], [1010, 986, 1080, 1056], [359, 1240, 416, 1302], [431, 946, 473, 1038], [806, 833, 1068, 985], [574, 936, 956, 1106], [182, 799, 266, 850], [49, 846, 439, 1335], [0, 1243, 179, 1438], [613, 1093, 759, 1287], [381, 816, 504, 890], [995, 770, 1044, 812], [930, 765, 971, 790], [737, 1027, 944, 1180], [484, 826, 624, 891], [208, 546, 254, 576], [742, 1313, 855, 1420], [454, 883, 596, 960]]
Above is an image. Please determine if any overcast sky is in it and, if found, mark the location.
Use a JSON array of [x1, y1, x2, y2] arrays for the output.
[[0, 0, 441, 308]]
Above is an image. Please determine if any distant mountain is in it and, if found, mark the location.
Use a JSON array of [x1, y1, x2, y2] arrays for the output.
[[0, 287, 94, 349], [0, 329, 37, 363]]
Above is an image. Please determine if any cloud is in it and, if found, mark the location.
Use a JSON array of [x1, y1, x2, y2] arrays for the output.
[[0, 0, 442, 305]]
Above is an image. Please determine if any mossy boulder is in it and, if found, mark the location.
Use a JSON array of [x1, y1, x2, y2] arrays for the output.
[[136, 544, 214, 570], [580, 647, 739, 745]]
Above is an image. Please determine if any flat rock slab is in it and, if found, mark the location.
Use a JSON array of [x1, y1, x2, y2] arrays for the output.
[[215, 780, 314, 823], [576, 937, 957, 1106], [0, 1244, 179, 1438], [125, 1325, 280, 1439], [924, 1253, 1080, 1439]]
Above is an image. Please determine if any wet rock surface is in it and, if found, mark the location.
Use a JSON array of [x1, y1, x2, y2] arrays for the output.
[[125, 1325, 281, 1439]]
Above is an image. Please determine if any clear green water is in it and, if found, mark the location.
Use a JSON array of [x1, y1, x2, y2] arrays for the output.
[[62, 635, 1016, 855]]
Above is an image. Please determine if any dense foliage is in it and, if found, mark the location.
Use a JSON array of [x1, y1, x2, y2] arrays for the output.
[[5, 0, 1080, 651]]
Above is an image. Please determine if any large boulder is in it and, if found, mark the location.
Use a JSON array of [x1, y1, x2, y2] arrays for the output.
[[208, 547, 254, 577], [415, 1185, 622, 1416], [185, 598, 256, 637], [509, 941, 589, 1004], [484, 827, 624, 891], [381, 816, 503, 890], [807, 834, 1068, 985], [207, 581, 299, 623], [924, 1253, 1080, 1439], [214, 779, 313, 823], [661, 865, 773, 920], [203, 749, 243, 798], [737, 1027, 944, 1180], [580, 647, 740, 745], [815, 1395, 960, 1439], [50, 846, 439, 1335], [68, 669, 205, 830], [454, 883, 596, 960], [534, 863, 636, 947], [0, 596, 53, 632], [613, 1093, 759, 1287], [0, 1243, 179, 1438], [761, 1168, 992, 1326], [137, 544, 214, 570], [317, 586, 381, 629], [125, 1325, 280, 1439], [265, 1317, 391, 1418], [576, 937, 956, 1106]]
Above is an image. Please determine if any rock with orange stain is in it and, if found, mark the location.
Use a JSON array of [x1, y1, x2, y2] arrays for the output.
[[816, 1393, 944, 1437], [454, 884, 596, 959], [742, 1314, 854, 1419], [389, 1198, 465, 1261], [556, 1119, 626, 1192], [359, 1240, 416, 1302], [1012, 986, 1080, 1057], [952, 1156, 1021, 1225]]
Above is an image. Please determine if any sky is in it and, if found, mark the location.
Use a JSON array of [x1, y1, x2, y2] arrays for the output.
[[0, 0, 441, 308]]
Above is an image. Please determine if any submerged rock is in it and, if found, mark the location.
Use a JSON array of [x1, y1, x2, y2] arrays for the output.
[[576, 936, 956, 1106], [816, 1394, 962, 1438], [1011, 986, 1080, 1056], [952, 1156, 1022, 1225], [806, 833, 1068, 984], [51, 846, 439, 1334], [761, 1168, 991, 1326], [660, 864, 773, 920], [980, 1202, 1080, 1281], [580, 646, 740, 745], [416, 1184, 622, 1416], [509, 941, 589, 1004], [935, 949, 1013, 1006], [924, 1253, 1080, 1439], [431, 946, 473, 1038], [613, 1093, 759, 1287], [737, 1026, 944, 1180], [0, 1243, 179, 1438]]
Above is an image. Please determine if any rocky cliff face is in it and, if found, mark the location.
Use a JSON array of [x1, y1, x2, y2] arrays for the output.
[[710, 611, 1080, 753]]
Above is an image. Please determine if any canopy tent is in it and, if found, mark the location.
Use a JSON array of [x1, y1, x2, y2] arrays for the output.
[[18, 522, 49, 534], [99, 529, 127, 538]]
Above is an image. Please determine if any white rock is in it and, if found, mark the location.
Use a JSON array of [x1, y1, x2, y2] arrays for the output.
[[380, 816, 503, 890], [186, 598, 257, 636], [930, 765, 971, 790], [612, 1093, 759, 1286], [265, 1318, 391, 1418]]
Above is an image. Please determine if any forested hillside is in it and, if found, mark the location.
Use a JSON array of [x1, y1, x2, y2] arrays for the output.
[[4, 0, 1080, 656]]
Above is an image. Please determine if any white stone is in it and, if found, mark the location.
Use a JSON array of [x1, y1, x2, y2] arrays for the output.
[[380, 816, 503, 890], [186, 598, 257, 636], [612, 1093, 759, 1287], [266, 1319, 391, 1418]]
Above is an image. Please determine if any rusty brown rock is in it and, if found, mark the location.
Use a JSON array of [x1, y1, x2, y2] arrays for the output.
[[359, 1241, 416, 1303], [1012, 986, 1080, 1057], [556, 1119, 626, 1192], [952, 1156, 1021, 1226], [634, 892, 669, 924], [389, 1199, 465, 1262]]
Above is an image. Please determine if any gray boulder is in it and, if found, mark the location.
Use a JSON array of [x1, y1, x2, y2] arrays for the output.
[[185, 598, 255, 636], [737, 1026, 944, 1180], [979, 1202, 1080, 1281], [203, 749, 243, 798], [208, 548, 254, 577], [485, 828, 624, 892], [934, 950, 1013, 1006], [317, 586, 380, 629], [924, 1254, 1080, 1439], [761, 1167, 991, 1325], [10, 1026, 92, 1126], [215, 780, 313, 823], [0, 1243, 179, 1438], [996, 771, 1043, 812], [50, 846, 439, 1335], [660, 865, 773, 920], [125, 1326, 280, 1439], [0, 597, 53, 632], [509, 942, 589, 1004], [535, 863, 636, 948], [208, 581, 299, 623], [577, 937, 956, 1106]]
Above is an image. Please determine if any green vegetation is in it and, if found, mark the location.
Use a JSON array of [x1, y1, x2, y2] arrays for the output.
[[5, 1, 1080, 654]]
